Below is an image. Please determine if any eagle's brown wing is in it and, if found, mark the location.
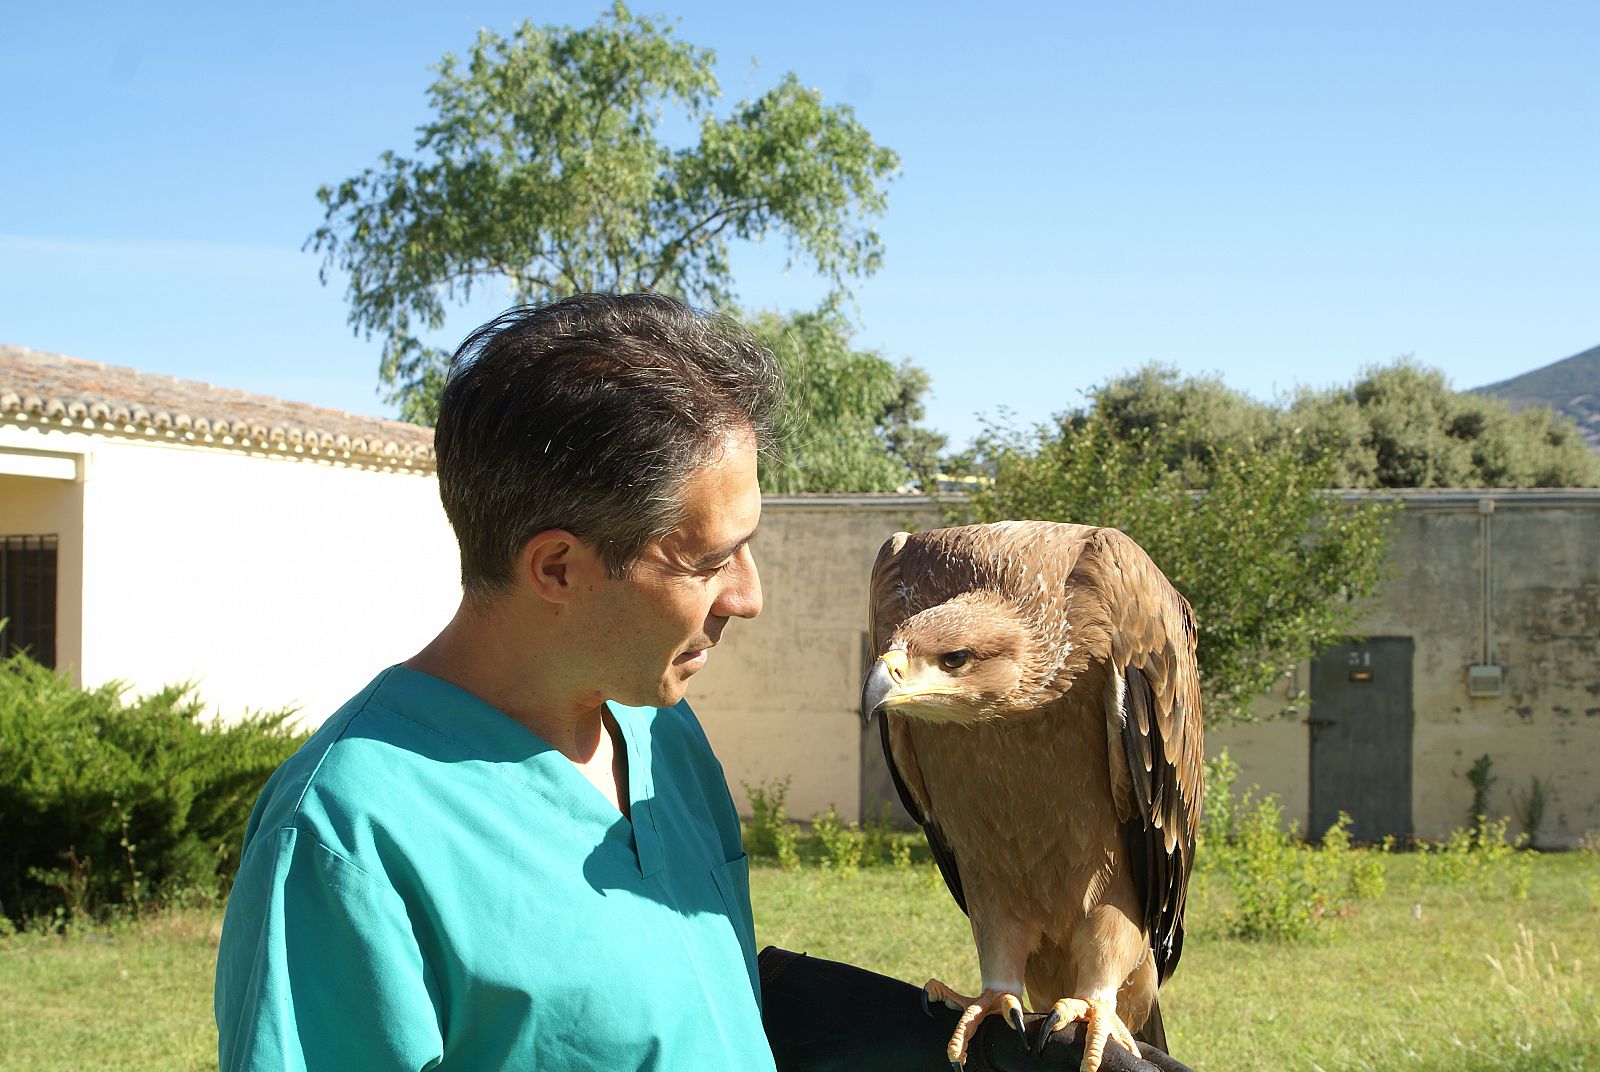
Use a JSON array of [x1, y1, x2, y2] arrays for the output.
[[868, 531, 969, 915], [1078, 528, 1204, 982]]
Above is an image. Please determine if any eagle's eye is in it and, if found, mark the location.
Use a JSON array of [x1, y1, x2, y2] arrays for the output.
[[938, 650, 971, 671]]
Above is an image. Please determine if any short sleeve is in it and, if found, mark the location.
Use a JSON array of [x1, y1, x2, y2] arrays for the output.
[[215, 825, 445, 1072]]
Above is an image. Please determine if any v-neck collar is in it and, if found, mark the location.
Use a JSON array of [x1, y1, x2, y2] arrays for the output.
[[371, 666, 664, 878]]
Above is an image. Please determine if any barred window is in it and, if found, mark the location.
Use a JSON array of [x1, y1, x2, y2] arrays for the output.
[[1, 535, 57, 668]]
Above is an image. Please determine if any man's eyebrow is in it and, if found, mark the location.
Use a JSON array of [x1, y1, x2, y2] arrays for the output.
[[689, 530, 757, 568]]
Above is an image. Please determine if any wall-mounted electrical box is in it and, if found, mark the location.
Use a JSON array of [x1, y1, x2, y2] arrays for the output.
[[1467, 663, 1503, 697]]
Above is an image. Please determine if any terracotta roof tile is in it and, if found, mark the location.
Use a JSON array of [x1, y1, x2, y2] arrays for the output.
[[0, 345, 434, 472]]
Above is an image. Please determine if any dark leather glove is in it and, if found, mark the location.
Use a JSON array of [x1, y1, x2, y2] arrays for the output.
[[759, 947, 1193, 1072]]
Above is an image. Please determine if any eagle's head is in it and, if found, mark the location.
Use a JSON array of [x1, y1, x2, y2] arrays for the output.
[[861, 590, 1058, 724]]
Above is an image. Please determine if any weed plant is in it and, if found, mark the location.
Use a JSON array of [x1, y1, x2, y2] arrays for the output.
[[1514, 776, 1551, 848], [811, 804, 865, 875], [742, 780, 922, 873], [1466, 753, 1496, 829], [1412, 815, 1533, 903], [741, 777, 801, 869]]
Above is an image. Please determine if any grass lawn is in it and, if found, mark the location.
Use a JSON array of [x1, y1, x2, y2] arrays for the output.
[[3, 852, 1596, 1071]]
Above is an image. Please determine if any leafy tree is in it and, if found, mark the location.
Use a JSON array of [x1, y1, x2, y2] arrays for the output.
[[310, 3, 899, 423], [1284, 361, 1600, 488], [749, 305, 945, 493], [1082, 365, 1277, 485], [1077, 361, 1600, 490], [962, 415, 1394, 724], [958, 356, 1597, 720], [880, 361, 947, 494]]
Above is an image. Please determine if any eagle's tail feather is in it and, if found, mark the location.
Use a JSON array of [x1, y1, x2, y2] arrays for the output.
[[1134, 998, 1168, 1052]]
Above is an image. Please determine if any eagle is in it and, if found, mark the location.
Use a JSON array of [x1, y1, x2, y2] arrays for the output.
[[860, 521, 1203, 1072]]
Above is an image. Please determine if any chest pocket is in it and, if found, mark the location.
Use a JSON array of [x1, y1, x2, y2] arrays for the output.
[[710, 854, 759, 999]]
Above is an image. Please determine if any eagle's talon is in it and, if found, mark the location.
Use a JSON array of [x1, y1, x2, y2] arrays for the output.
[[1040, 996, 1135, 1072], [926, 981, 1026, 1067], [1034, 1007, 1064, 1055], [920, 988, 933, 1018], [1007, 1006, 1026, 1035]]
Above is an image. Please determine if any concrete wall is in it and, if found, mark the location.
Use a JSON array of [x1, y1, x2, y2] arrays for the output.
[[689, 496, 942, 822], [1, 422, 461, 724], [692, 491, 1600, 847], [1213, 492, 1600, 846]]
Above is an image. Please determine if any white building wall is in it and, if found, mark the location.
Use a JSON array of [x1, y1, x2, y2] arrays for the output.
[[2, 423, 461, 724]]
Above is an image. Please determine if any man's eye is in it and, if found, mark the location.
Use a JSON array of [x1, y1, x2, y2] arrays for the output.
[[939, 651, 971, 671]]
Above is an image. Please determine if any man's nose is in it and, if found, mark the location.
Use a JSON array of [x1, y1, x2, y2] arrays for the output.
[[716, 546, 763, 620]]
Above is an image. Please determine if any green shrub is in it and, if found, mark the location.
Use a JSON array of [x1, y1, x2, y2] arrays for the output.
[[1412, 816, 1533, 902], [1348, 835, 1392, 900], [1198, 748, 1240, 850], [0, 652, 306, 926], [742, 777, 800, 869], [1318, 811, 1390, 901], [811, 804, 865, 875], [1204, 785, 1390, 941], [1219, 792, 1332, 940], [861, 801, 922, 869]]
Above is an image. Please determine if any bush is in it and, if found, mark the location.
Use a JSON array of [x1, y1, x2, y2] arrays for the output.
[[811, 804, 865, 875], [1412, 816, 1533, 902], [1198, 751, 1390, 940], [1198, 749, 1241, 850], [742, 778, 800, 869], [1216, 792, 1335, 941], [744, 783, 922, 872], [0, 652, 306, 926], [860, 802, 913, 869]]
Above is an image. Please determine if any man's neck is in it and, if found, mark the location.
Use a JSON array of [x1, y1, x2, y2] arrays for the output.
[[404, 601, 606, 763]]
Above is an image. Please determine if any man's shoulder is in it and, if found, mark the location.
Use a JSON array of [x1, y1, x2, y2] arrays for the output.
[[243, 668, 458, 857]]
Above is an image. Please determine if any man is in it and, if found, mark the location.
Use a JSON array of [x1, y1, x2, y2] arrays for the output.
[[215, 293, 1186, 1072]]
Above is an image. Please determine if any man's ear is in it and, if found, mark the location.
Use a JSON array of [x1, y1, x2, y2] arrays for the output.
[[521, 530, 605, 604]]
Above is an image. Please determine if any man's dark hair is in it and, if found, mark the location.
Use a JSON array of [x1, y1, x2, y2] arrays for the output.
[[434, 292, 783, 598]]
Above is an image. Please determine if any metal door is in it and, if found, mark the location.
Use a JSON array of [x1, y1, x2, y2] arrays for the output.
[[1308, 637, 1414, 843]]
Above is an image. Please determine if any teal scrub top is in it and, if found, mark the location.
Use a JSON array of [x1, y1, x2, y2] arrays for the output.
[[214, 666, 774, 1071]]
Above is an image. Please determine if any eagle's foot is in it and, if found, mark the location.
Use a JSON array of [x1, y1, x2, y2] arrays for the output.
[[923, 979, 1025, 1069], [1036, 996, 1137, 1072]]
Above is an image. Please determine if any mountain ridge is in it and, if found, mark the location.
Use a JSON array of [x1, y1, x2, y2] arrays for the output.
[[1470, 343, 1600, 452]]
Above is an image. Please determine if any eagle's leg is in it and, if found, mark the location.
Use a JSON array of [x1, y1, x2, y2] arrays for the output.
[[927, 918, 1035, 1069], [1037, 995, 1139, 1072], [923, 979, 1025, 1069], [1035, 905, 1145, 1072]]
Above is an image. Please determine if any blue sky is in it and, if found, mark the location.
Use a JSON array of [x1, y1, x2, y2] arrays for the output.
[[3, 1, 1595, 447]]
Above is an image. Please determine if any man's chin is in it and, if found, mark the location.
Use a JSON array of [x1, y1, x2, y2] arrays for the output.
[[651, 672, 696, 709]]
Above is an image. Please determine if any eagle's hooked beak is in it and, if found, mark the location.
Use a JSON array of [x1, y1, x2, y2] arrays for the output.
[[860, 648, 909, 726]]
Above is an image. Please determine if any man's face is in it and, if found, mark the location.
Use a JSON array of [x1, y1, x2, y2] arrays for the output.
[[583, 429, 763, 709]]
